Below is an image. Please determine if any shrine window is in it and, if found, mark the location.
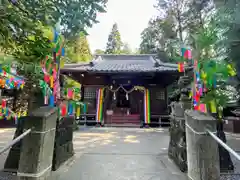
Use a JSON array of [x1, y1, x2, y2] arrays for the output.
[[156, 90, 165, 100], [84, 87, 96, 99], [84, 87, 97, 114]]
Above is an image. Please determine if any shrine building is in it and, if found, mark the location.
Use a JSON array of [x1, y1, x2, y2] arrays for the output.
[[60, 54, 182, 127]]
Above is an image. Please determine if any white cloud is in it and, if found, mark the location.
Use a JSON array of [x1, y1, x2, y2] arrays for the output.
[[87, 0, 158, 53]]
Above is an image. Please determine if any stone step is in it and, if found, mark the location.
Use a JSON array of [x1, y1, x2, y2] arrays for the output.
[[104, 124, 140, 128]]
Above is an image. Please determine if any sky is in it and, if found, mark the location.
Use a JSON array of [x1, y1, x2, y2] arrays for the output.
[[87, 0, 159, 53]]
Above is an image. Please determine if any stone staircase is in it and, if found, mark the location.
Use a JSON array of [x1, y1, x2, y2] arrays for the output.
[[105, 114, 140, 127]]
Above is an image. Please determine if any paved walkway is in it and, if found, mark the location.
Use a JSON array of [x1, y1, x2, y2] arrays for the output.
[[2, 127, 240, 179], [0, 128, 15, 170], [4, 127, 240, 179], [53, 127, 187, 180]]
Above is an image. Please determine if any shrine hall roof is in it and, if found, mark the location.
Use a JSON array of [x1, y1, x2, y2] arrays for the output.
[[61, 54, 180, 73]]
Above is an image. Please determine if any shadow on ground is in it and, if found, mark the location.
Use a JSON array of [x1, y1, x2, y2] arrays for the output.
[[54, 127, 187, 180]]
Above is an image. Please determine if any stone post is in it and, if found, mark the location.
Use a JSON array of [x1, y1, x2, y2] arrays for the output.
[[185, 110, 220, 180], [17, 106, 58, 180], [168, 101, 187, 172]]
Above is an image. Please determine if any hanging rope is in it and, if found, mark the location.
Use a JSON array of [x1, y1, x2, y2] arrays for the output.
[[104, 85, 145, 94]]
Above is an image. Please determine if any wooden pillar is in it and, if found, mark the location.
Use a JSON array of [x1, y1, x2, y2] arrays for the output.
[[80, 85, 84, 101]]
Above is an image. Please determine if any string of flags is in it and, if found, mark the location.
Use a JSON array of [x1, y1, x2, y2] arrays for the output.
[[178, 48, 192, 73], [178, 62, 185, 73], [40, 26, 88, 120], [59, 87, 86, 118], [40, 27, 65, 107], [0, 65, 26, 122], [178, 47, 237, 115], [0, 66, 25, 89]]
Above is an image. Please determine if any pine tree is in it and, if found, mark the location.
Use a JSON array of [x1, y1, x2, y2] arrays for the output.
[[105, 23, 123, 54], [66, 32, 92, 62]]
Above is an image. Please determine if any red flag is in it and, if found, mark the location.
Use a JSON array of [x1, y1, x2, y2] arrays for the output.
[[183, 49, 192, 59], [61, 104, 67, 116], [2, 100, 6, 108], [194, 105, 199, 110]]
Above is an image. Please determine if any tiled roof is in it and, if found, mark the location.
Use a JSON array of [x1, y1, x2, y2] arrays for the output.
[[61, 54, 179, 73]]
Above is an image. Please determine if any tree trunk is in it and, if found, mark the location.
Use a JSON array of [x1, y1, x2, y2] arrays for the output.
[[176, 0, 183, 42]]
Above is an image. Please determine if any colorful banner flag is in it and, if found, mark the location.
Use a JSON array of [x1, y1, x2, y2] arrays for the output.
[[199, 103, 207, 113], [178, 63, 184, 72], [144, 89, 150, 124], [209, 100, 217, 113], [96, 88, 104, 123]]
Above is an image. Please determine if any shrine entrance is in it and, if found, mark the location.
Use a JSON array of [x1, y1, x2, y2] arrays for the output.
[[116, 88, 130, 109], [104, 85, 144, 126]]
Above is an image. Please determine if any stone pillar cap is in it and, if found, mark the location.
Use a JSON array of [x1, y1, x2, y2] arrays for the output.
[[30, 106, 58, 118], [185, 110, 215, 121]]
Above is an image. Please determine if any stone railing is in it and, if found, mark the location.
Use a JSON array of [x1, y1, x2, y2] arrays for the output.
[[3, 106, 75, 180]]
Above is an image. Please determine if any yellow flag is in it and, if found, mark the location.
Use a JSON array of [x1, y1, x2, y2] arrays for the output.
[[76, 106, 80, 117], [22, 111, 27, 116], [189, 91, 192, 98], [210, 100, 217, 113], [60, 59, 65, 68], [50, 76, 54, 88], [227, 64, 236, 76], [201, 70, 207, 80]]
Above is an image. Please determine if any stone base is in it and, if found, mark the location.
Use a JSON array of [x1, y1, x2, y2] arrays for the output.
[[217, 121, 234, 172], [218, 131, 234, 172], [52, 142, 74, 171], [52, 116, 74, 171], [4, 118, 26, 172], [168, 130, 187, 172], [168, 115, 187, 173]]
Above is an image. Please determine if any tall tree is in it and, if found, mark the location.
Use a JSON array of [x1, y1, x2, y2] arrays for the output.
[[140, 0, 215, 60], [139, 14, 177, 58], [94, 49, 105, 55], [105, 23, 123, 54], [214, 0, 240, 79], [121, 43, 132, 54], [155, 0, 190, 42], [66, 32, 92, 62], [185, 0, 214, 50], [0, 0, 107, 114], [0, 0, 107, 58]]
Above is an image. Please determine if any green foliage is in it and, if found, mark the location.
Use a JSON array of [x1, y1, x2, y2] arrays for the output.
[[1, 0, 107, 63], [94, 49, 105, 55], [139, 0, 214, 61], [66, 32, 92, 63], [105, 23, 123, 54], [189, 12, 237, 108], [139, 1, 184, 60], [0, 0, 107, 113], [58, 0, 107, 40], [121, 43, 132, 54]]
